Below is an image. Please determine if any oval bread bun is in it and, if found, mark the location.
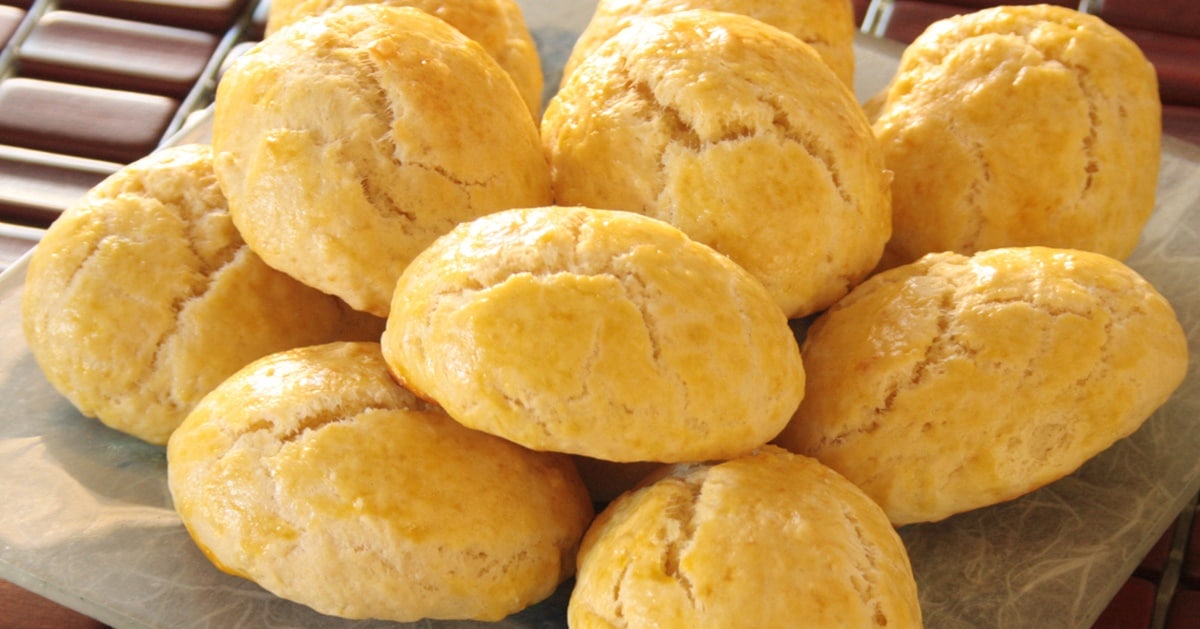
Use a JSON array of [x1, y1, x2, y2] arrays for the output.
[[381, 206, 806, 463], [872, 5, 1161, 266], [542, 10, 891, 318], [167, 342, 594, 622], [561, 0, 856, 87], [568, 446, 923, 627], [264, 0, 544, 117], [21, 144, 383, 445], [774, 247, 1189, 525], [212, 5, 551, 317]]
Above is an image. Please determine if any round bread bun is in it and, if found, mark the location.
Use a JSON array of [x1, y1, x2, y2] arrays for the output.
[[264, 0, 544, 117], [774, 247, 1189, 525], [871, 4, 1161, 267], [380, 206, 806, 463], [541, 10, 891, 319], [21, 144, 383, 445], [562, 0, 856, 88], [212, 4, 552, 317], [568, 446, 923, 627], [167, 341, 593, 622]]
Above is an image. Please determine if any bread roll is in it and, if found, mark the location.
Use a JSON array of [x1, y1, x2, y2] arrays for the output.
[[542, 10, 890, 318], [213, 5, 551, 317], [569, 446, 923, 627], [774, 247, 1189, 525], [872, 5, 1161, 266], [167, 342, 593, 622], [562, 0, 856, 87], [381, 206, 806, 463], [21, 144, 382, 445], [264, 0, 544, 117]]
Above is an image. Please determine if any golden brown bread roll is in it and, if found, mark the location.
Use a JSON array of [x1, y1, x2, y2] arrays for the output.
[[264, 0, 544, 117], [167, 341, 594, 622], [381, 206, 806, 463], [569, 446, 923, 627], [871, 5, 1161, 266], [542, 10, 891, 318], [21, 144, 383, 445], [562, 0, 856, 87], [774, 247, 1189, 525], [213, 5, 552, 317]]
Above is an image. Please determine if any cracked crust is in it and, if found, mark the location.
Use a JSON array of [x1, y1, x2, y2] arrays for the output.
[[166, 342, 594, 622], [380, 206, 806, 462], [871, 4, 1161, 266], [212, 5, 551, 317], [561, 0, 856, 88], [773, 247, 1189, 525], [567, 446, 922, 627], [20, 145, 384, 445], [541, 9, 891, 319], [263, 0, 544, 117]]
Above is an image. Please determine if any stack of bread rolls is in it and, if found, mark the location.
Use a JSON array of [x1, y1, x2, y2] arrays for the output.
[[20, 1, 1189, 626]]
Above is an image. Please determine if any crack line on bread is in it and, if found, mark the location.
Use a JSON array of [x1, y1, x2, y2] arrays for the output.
[[754, 91, 853, 209], [840, 503, 889, 626], [662, 473, 704, 611]]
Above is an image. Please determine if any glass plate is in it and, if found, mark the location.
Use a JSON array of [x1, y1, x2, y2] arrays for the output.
[[2, 3, 1198, 626]]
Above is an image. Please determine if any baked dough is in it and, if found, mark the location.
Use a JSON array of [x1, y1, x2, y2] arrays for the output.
[[542, 10, 891, 318], [380, 206, 806, 463], [167, 341, 593, 622], [774, 247, 1189, 525], [264, 0, 544, 117], [568, 446, 923, 627], [21, 144, 383, 445], [871, 4, 1161, 266], [563, 0, 856, 88], [213, 5, 551, 317]]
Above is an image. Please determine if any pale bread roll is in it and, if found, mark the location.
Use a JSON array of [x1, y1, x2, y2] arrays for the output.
[[774, 247, 1189, 525], [213, 5, 551, 317], [381, 206, 806, 463], [264, 0, 544, 117], [167, 342, 594, 622], [542, 10, 891, 318], [568, 446, 923, 627], [872, 5, 1161, 266], [21, 145, 383, 445], [562, 0, 856, 87]]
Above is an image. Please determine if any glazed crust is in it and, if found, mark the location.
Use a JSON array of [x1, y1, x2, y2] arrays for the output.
[[213, 5, 551, 317], [774, 247, 1189, 525], [381, 206, 806, 462], [568, 446, 923, 627], [265, 0, 544, 116], [21, 145, 382, 444], [167, 342, 594, 622], [562, 0, 856, 87], [872, 5, 1161, 265], [542, 10, 890, 318]]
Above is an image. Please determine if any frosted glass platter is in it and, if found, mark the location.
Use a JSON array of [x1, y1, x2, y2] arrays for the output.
[[2, 2, 1199, 626]]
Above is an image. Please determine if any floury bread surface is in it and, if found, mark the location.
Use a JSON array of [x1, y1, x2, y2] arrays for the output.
[[774, 247, 1189, 525], [212, 5, 551, 317], [20, 145, 383, 445], [568, 446, 923, 628], [561, 0, 857, 87], [381, 206, 806, 463], [167, 342, 594, 622], [871, 5, 1161, 266], [542, 10, 891, 319], [264, 0, 544, 116]]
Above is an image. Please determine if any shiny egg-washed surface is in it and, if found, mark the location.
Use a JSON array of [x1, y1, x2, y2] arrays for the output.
[[2, 1, 1200, 627]]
